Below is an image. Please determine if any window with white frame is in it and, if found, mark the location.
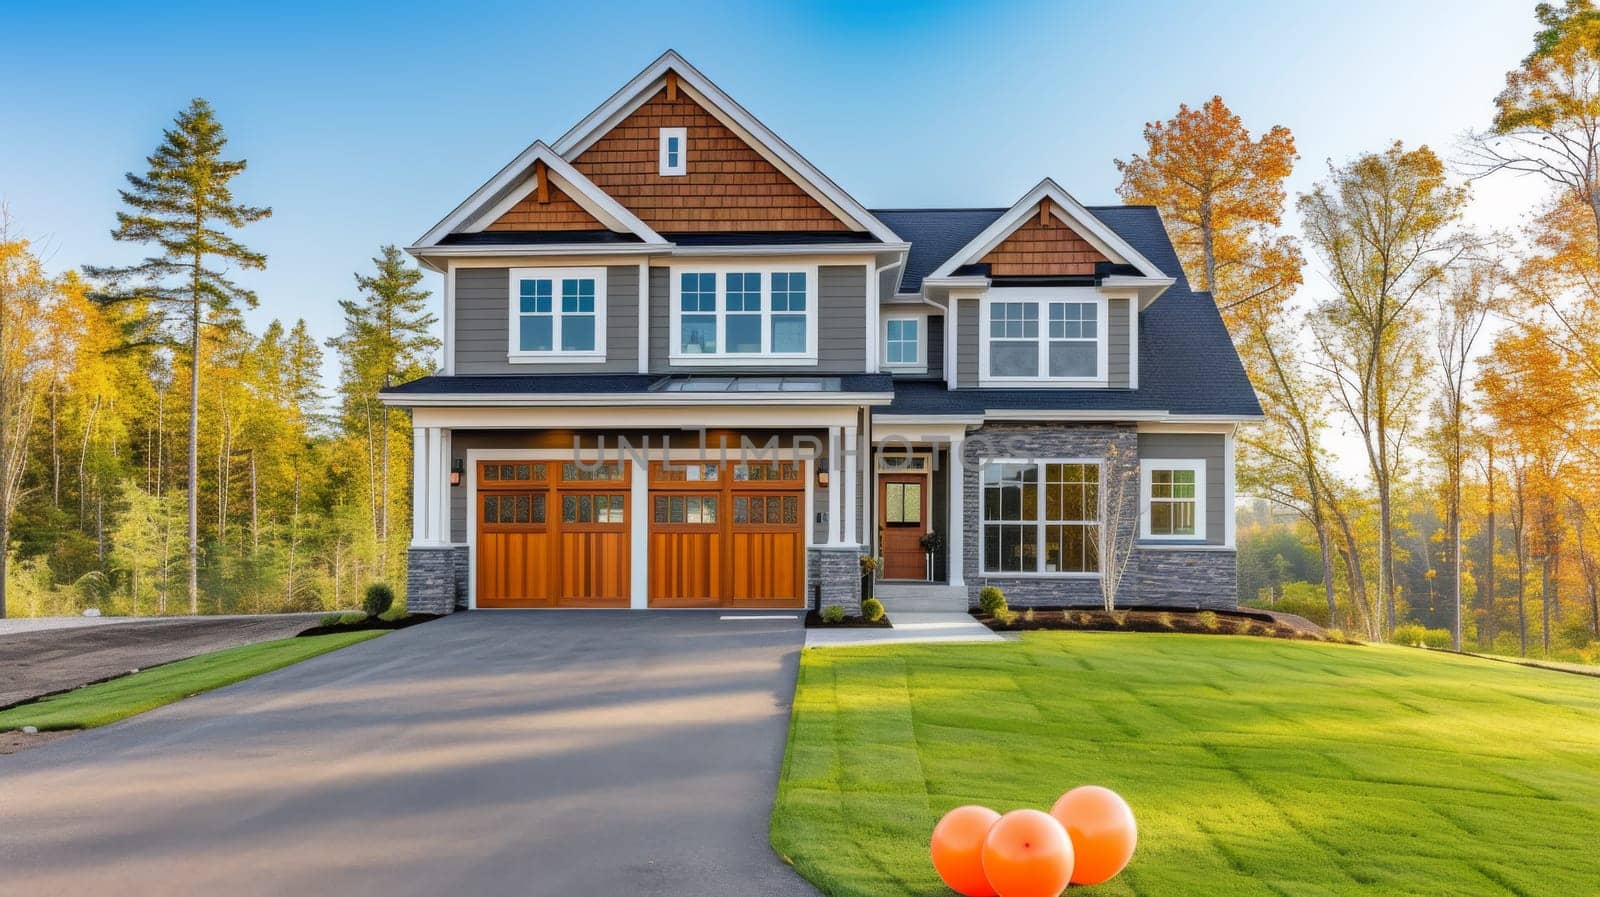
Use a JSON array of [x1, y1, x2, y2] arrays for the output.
[[670, 266, 817, 362], [1141, 459, 1206, 540], [884, 316, 922, 367], [981, 291, 1106, 382], [508, 267, 606, 361], [659, 127, 686, 176], [981, 460, 1101, 574]]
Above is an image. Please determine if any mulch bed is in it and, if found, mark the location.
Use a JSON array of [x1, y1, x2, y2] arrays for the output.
[[295, 613, 439, 638], [975, 606, 1347, 642], [804, 611, 893, 629]]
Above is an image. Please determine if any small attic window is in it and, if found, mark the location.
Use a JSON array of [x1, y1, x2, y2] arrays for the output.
[[659, 127, 687, 176]]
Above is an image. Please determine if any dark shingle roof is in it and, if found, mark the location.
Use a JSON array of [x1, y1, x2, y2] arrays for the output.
[[870, 204, 1261, 418]]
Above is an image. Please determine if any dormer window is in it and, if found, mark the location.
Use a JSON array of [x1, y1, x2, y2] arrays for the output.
[[659, 127, 687, 176], [978, 288, 1107, 385]]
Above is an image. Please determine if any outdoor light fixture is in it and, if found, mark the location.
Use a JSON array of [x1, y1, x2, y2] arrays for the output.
[[817, 469, 830, 487], [450, 459, 464, 487]]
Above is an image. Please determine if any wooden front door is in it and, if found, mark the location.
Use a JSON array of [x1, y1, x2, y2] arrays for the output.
[[879, 474, 928, 580], [647, 460, 805, 608], [475, 459, 630, 608]]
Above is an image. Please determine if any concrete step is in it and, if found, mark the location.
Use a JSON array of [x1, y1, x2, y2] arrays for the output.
[[872, 582, 969, 613]]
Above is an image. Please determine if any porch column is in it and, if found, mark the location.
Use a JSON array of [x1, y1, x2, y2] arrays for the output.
[[827, 425, 843, 544], [411, 426, 430, 545], [843, 423, 859, 545], [429, 428, 448, 545], [948, 435, 966, 587]]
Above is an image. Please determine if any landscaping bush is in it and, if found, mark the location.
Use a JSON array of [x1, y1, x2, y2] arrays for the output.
[[317, 611, 369, 628], [978, 585, 1008, 616], [821, 605, 846, 624], [1196, 610, 1219, 631], [1391, 622, 1427, 647], [861, 597, 885, 622], [362, 582, 395, 619], [1421, 628, 1453, 650]]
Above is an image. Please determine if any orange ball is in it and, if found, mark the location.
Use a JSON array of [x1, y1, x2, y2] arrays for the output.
[[930, 805, 1001, 896], [1049, 786, 1137, 885], [979, 809, 1074, 897]]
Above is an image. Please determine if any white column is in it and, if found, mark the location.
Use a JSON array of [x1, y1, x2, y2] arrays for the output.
[[637, 260, 650, 374], [827, 426, 842, 545], [629, 454, 649, 608], [948, 436, 966, 587], [1224, 425, 1237, 549], [411, 427, 428, 546], [428, 428, 447, 544], [843, 423, 859, 545]]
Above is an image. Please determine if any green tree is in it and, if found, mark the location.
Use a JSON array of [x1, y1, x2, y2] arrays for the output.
[[85, 99, 271, 613], [328, 246, 437, 579], [109, 479, 167, 616]]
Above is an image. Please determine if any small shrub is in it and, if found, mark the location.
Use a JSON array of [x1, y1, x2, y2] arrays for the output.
[[861, 597, 885, 622], [362, 582, 395, 618], [1196, 610, 1219, 631], [1023, 607, 1036, 624], [1390, 622, 1427, 647], [1108, 610, 1129, 627], [319, 612, 344, 627], [993, 607, 1018, 626], [1421, 628, 1453, 650], [821, 605, 846, 624], [978, 585, 1009, 617], [1070, 610, 1093, 626], [1158, 612, 1175, 630]]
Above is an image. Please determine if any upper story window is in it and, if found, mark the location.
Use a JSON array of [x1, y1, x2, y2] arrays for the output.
[[1141, 459, 1206, 541], [507, 267, 606, 363], [884, 316, 923, 369], [659, 127, 687, 176], [979, 289, 1107, 385], [669, 265, 818, 365]]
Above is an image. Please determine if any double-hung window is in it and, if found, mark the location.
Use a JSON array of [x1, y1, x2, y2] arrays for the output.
[[981, 290, 1106, 383], [981, 460, 1101, 575], [670, 266, 817, 363], [884, 316, 923, 368], [508, 267, 607, 362], [1140, 459, 1206, 540]]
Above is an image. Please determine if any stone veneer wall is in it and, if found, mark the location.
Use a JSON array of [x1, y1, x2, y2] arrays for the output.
[[960, 422, 1238, 609], [452, 545, 470, 610], [406, 546, 460, 615], [807, 545, 862, 614]]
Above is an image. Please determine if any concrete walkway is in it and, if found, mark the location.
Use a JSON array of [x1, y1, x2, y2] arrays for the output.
[[805, 612, 1005, 648]]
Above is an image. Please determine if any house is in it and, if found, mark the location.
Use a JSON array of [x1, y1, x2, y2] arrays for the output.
[[381, 51, 1262, 615]]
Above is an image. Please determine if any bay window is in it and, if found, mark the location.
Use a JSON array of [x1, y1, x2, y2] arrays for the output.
[[508, 267, 607, 361], [670, 266, 818, 363], [980, 290, 1106, 383], [1140, 459, 1206, 540], [981, 460, 1101, 575]]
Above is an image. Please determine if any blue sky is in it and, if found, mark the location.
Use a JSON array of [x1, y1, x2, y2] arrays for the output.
[[1, 0, 1541, 381]]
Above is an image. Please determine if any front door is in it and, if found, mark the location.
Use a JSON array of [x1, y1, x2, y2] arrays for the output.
[[879, 474, 928, 580]]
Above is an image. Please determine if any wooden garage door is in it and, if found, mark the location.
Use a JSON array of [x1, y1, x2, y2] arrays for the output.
[[475, 460, 630, 608], [648, 460, 805, 608]]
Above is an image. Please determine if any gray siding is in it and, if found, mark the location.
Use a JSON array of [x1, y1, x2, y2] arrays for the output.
[[956, 299, 979, 387], [1137, 432, 1226, 546], [648, 265, 867, 373], [926, 314, 945, 380], [1108, 298, 1130, 389], [454, 266, 639, 374]]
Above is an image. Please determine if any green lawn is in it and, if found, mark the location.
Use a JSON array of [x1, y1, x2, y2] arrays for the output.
[[0, 631, 382, 731], [772, 633, 1600, 897]]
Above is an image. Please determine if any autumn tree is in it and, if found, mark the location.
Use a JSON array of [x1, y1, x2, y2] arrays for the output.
[[1115, 96, 1302, 328], [85, 99, 271, 613], [0, 219, 51, 617], [328, 246, 437, 580], [1301, 142, 1469, 635]]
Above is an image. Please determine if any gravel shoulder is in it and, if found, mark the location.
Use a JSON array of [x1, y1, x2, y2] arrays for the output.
[[0, 614, 322, 709]]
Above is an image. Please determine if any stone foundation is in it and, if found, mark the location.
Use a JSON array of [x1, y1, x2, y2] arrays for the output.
[[452, 545, 470, 610], [807, 545, 862, 614], [1132, 548, 1237, 609], [406, 546, 460, 615]]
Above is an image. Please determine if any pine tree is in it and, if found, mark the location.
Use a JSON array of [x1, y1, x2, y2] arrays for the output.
[[328, 246, 437, 579], [85, 99, 270, 614]]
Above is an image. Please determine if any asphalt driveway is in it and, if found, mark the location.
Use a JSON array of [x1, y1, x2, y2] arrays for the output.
[[0, 611, 816, 897]]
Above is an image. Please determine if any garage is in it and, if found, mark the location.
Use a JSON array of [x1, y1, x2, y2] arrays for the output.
[[473, 455, 807, 609], [475, 459, 631, 608], [647, 460, 806, 608]]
